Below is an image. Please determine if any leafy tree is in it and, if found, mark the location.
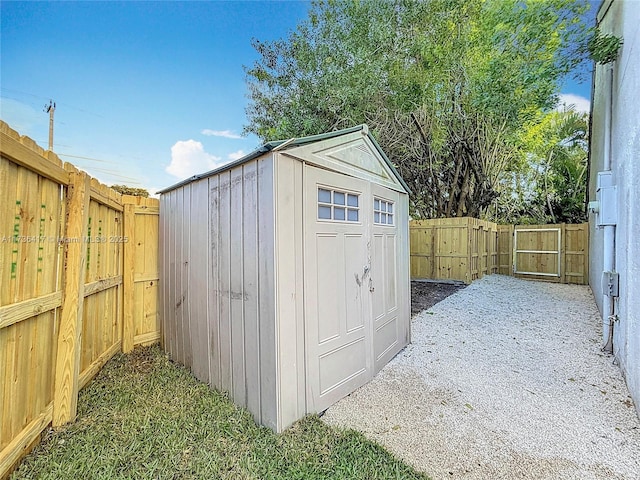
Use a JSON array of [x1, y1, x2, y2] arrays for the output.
[[244, 0, 591, 220], [493, 107, 588, 224]]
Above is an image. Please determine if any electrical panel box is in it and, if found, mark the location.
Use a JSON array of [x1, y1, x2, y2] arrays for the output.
[[596, 172, 617, 226], [602, 271, 620, 297]]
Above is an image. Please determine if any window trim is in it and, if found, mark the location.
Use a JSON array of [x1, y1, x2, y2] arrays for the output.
[[373, 197, 395, 226], [317, 185, 361, 223]]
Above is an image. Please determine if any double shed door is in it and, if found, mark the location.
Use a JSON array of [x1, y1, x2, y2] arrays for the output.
[[304, 165, 402, 413]]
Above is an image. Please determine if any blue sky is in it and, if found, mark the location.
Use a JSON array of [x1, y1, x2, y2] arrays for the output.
[[1, 1, 594, 195]]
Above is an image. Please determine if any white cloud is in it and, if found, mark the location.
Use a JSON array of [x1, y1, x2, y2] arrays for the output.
[[228, 150, 246, 161], [557, 94, 590, 114], [166, 140, 222, 179], [201, 129, 243, 139]]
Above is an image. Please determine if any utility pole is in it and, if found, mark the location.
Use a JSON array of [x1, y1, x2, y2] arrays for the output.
[[44, 100, 55, 151]]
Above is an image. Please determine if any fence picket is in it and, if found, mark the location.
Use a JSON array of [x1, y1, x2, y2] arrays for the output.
[[410, 218, 588, 285], [0, 121, 160, 478], [410, 217, 498, 284]]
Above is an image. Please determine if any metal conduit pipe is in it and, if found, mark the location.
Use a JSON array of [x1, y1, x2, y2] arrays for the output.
[[602, 65, 617, 354]]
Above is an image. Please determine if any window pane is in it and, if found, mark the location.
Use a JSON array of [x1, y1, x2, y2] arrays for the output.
[[333, 191, 345, 205], [387, 203, 393, 214], [387, 214, 394, 225], [318, 188, 331, 203], [318, 205, 332, 219], [374, 212, 380, 223], [334, 207, 345, 220], [374, 199, 380, 210], [347, 209, 358, 222], [381, 213, 387, 224], [347, 194, 358, 207]]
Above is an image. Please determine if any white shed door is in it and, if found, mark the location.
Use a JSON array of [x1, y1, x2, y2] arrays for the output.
[[370, 183, 403, 373], [304, 165, 372, 413]]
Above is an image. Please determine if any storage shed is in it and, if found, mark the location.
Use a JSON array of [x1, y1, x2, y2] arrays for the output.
[[158, 125, 411, 432]]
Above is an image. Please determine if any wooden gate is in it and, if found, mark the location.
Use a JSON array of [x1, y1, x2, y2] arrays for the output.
[[411, 220, 588, 285], [498, 223, 589, 284], [514, 227, 562, 278]]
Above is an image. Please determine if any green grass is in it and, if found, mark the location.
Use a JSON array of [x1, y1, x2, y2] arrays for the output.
[[12, 346, 429, 480]]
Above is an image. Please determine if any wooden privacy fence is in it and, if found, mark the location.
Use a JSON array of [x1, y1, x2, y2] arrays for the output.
[[0, 121, 160, 478], [410, 217, 499, 284], [497, 223, 589, 284], [410, 217, 588, 285]]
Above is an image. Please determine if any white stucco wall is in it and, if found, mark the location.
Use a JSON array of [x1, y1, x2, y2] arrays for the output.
[[589, 0, 640, 415]]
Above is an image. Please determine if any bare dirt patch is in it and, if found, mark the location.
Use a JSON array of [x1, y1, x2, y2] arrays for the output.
[[411, 280, 466, 315]]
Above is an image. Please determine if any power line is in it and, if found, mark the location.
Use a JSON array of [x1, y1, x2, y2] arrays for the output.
[[84, 170, 141, 184], [56, 154, 141, 182], [33, 140, 73, 148], [2, 88, 144, 185], [63, 165, 142, 184], [0, 87, 105, 118], [0, 87, 47, 101], [57, 152, 121, 164]]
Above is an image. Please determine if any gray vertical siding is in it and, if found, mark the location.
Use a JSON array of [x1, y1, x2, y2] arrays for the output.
[[181, 184, 193, 369], [189, 180, 210, 383], [398, 194, 411, 346], [230, 167, 246, 406], [160, 132, 412, 432], [161, 190, 176, 359], [256, 159, 277, 430], [159, 193, 166, 351], [208, 175, 221, 388], [217, 171, 232, 392], [273, 154, 306, 430], [242, 161, 261, 421], [160, 157, 277, 429]]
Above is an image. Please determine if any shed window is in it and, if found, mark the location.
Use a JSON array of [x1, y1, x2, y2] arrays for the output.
[[318, 205, 332, 219], [318, 188, 332, 203], [374, 198, 394, 225], [318, 187, 359, 222]]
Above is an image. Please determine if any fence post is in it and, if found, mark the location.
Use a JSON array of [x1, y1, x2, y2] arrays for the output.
[[560, 223, 567, 284], [53, 166, 90, 427], [430, 224, 436, 279], [122, 200, 135, 353], [466, 219, 472, 284], [583, 223, 589, 285]]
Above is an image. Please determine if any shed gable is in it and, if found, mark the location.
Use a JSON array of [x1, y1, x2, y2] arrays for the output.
[[282, 131, 405, 193]]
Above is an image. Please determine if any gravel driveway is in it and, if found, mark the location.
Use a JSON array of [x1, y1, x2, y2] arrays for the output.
[[323, 275, 640, 479]]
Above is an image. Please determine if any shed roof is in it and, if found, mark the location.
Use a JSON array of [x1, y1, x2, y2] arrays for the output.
[[158, 124, 409, 194]]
